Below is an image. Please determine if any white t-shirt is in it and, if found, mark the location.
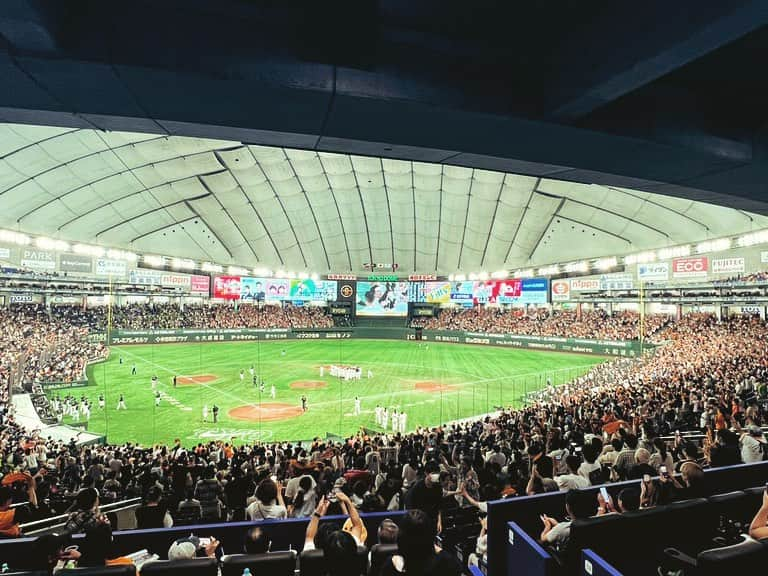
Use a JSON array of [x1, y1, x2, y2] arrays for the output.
[[246, 500, 287, 521], [577, 461, 600, 482], [740, 434, 765, 464], [554, 473, 589, 491]]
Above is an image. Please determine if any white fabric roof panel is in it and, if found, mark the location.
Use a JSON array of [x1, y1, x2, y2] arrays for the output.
[[1, 122, 768, 274]]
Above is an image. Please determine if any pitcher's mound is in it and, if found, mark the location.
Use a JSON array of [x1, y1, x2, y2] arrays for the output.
[[228, 403, 303, 422], [290, 381, 327, 390], [415, 381, 455, 393], [177, 374, 217, 385]]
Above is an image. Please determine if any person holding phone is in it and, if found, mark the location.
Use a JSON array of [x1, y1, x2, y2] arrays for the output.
[[540, 490, 598, 552]]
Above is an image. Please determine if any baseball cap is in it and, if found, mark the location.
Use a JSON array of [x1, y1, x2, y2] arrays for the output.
[[168, 536, 199, 560], [747, 425, 764, 437]]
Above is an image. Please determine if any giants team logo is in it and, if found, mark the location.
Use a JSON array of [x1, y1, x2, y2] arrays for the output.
[[340, 284, 353, 298]]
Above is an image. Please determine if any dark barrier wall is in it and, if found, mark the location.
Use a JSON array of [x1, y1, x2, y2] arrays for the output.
[[106, 327, 643, 356], [506, 521, 556, 576], [0, 511, 405, 570], [486, 460, 768, 576]]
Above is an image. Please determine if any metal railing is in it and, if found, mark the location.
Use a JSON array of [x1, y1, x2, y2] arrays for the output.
[[20, 497, 142, 536]]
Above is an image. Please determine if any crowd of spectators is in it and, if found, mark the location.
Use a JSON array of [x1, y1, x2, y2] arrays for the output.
[[0, 305, 767, 572], [414, 307, 671, 340], [0, 306, 107, 387], [51, 303, 334, 331]]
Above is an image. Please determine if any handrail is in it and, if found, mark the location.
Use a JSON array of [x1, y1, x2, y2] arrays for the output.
[[19, 497, 142, 533]]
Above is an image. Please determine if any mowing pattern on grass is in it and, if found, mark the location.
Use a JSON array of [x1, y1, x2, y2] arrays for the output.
[[73, 339, 606, 445]]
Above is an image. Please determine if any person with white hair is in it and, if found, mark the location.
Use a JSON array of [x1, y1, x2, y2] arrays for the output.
[[166, 535, 219, 561]]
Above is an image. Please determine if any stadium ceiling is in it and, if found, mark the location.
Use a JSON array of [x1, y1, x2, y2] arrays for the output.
[[1, 123, 767, 274]]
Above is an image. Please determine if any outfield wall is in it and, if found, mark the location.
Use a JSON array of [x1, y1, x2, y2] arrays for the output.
[[104, 327, 646, 357]]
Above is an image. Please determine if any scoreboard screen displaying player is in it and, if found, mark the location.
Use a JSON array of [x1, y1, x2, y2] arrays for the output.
[[356, 281, 409, 316]]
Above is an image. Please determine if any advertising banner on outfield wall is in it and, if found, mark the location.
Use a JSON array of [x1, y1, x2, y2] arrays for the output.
[[712, 257, 745, 274], [672, 257, 708, 279], [0, 247, 10, 259], [551, 279, 570, 301], [95, 258, 127, 277], [108, 326, 643, 356], [59, 253, 93, 273], [21, 249, 56, 271], [637, 262, 669, 282]]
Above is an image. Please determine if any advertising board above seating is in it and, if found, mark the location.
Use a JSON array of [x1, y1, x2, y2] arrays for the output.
[[569, 278, 601, 291], [551, 279, 570, 301], [95, 258, 128, 277], [711, 257, 745, 274], [671, 257, 708, 279], [21, 249, 56, 271], [212, 275, 241, 299], [190, 275, 210, 294], [637, 262, 669, 281], [59, 253, 93, 273]]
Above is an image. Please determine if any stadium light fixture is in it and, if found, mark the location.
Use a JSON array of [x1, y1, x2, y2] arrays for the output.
[[448, 274, 455, 281], [658, 245, 690, 260], [172, 258, 195, 270], [696, 238, 731, 253], [538, 265, 559, 276], [490, 270, 507, 279], [564, 261, 588, 273], [107, 249, 137, 261], [478, 271, 489, 280], [595, 257, 617, 271], [74, 244, 105, 257], [468, 273, 478, 280], [455, 274, 466, 282], [737, 230, 768, 247], [514, 268, 533, 278], [144, 255, 165, 267], [228, 266, 249, 275], [35, 236, 69, 252], [310, 273, 319, 281], [202, 262, 223, 273], [276, 269, 286, 278], [298, 272, 309, 280], [631, 251, 656, 264], [0, 229, 30, 245]]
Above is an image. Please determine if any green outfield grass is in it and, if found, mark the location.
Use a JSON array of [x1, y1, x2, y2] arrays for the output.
[[52, 340, 606, 445]]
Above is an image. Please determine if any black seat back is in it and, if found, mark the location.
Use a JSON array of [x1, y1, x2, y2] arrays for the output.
[[221, 551, 296, 576], [567, 514, 626, 572], [369, 544, 398, 576], [141, 558, 218, 576], [698, 538, 768, 576], [663, 498, 713, 555], [299, 545, 368, 576], [58, 566, 136, 576]]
